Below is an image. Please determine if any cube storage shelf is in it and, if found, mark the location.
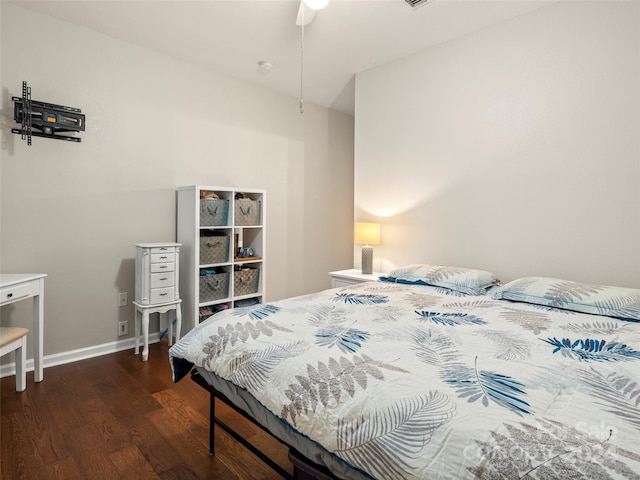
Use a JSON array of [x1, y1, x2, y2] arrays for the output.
[[177, 185, 265, 333]]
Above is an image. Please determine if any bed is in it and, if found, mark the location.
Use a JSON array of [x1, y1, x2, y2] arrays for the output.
[[169, 264, 640, 479]]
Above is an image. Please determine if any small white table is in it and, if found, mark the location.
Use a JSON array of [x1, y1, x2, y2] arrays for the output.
[[0, 273, 47, 382], [133, 299, 182, 361], [329, 269, 384, 288]]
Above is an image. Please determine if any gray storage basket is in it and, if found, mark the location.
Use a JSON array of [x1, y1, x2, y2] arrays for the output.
[[199, 235, 230, 265], [199, 272, 230, 302], [234, 268, 260, 296], [234, 198, 261, 226], [200, 198, 229, 226]]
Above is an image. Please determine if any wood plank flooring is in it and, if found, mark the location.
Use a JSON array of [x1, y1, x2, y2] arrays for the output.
[[1, 342, 292, 480]]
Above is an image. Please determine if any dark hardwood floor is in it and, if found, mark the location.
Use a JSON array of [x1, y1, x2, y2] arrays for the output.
[[1, 341, 292, 480]]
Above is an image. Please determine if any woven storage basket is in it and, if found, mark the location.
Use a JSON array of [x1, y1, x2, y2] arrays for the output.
[[200, 198, 229, 226], [234, 268, 260, 296], [234, 198, 261, 226], [199, 235, 230, 265], [199, 272, 230, 302]]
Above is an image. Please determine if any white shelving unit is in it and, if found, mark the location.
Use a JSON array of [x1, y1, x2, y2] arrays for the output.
[[177, 185, 265, 333]]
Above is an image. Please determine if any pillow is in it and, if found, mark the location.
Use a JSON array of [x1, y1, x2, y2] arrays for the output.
[[491, 277, 640, 321], [382, 264, 499, 295]]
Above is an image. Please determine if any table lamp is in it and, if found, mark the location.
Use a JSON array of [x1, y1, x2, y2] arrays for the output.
[[354, 222, 380, 275]]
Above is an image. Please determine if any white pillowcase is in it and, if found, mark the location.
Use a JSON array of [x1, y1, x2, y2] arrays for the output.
[[491, 277, 640, 321], [383, 264, 500, 296]]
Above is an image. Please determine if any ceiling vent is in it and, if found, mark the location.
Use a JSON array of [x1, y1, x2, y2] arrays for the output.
[[403, 0, 436, 8]]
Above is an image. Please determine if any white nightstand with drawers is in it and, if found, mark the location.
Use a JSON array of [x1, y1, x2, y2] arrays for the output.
[[329, 269, 384, 288], [134, 243, 182, 361]]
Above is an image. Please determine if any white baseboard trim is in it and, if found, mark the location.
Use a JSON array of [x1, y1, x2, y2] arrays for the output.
[[0, 333, 163, 378]]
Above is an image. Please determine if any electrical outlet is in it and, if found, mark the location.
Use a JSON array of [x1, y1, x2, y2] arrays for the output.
[[118, 321, 128, 336], [118, 292, 128, 307]]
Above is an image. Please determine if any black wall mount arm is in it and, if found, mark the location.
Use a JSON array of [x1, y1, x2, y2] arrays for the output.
[[11, 81, 85, 145]]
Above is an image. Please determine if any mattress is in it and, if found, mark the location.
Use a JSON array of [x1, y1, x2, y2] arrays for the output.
[[196, 366, 372, 479], [170, 278, 640, 479]]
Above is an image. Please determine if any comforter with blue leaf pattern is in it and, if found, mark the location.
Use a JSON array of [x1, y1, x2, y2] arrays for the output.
[[169, 281, 640, 479]]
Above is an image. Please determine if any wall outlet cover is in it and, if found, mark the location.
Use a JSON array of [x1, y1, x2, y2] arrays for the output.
[[118, 321, 128, 336], [118, 292, 128, 307]]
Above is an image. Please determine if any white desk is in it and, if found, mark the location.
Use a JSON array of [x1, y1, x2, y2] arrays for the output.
[[0, 273, 47, 382]]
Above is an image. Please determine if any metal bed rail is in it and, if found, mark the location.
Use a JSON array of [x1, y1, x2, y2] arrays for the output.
[[190, 368, 295, 479]]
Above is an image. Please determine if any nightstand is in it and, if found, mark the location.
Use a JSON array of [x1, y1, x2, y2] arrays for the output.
[[329, 269, 384, 288]]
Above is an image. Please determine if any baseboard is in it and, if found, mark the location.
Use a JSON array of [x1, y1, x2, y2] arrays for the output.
[[0, 332, 163, 378]]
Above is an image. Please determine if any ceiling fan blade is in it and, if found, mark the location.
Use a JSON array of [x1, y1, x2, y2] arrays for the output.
[[296, 0, 316, 26]]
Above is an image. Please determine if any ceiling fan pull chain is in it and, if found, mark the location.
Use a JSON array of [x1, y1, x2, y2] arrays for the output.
[[300, 2, 305, 114]]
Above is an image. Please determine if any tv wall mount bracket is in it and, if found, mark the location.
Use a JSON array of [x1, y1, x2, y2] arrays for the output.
[[12, 81, 85, 145]]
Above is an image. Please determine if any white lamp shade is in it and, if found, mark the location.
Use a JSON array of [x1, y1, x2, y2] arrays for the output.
[[354, 222, 380, 246]]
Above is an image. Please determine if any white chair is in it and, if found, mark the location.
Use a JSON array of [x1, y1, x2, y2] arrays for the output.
[[0, 327, 29, 392]]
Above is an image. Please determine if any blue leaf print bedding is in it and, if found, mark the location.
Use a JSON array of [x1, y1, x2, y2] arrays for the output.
[[543, 336, 640, 362], [170, 280, 640, 480]]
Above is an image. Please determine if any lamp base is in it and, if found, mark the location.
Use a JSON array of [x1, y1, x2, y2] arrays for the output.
[[361, 245, 373, 275]]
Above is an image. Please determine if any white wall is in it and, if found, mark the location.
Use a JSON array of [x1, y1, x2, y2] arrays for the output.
[[0, 3, 354, 359], [355, 1, 640, 288]]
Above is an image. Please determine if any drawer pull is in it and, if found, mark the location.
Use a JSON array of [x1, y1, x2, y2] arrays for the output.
[[160, 293, 168, 296], [159, 266, 168, 269], [160, 277, 167, 281], [159, 256, 168, 259], [7, 293, 13, 298]]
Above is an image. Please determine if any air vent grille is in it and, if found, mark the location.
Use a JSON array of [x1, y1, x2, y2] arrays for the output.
[[403, 0, 436, 9]]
